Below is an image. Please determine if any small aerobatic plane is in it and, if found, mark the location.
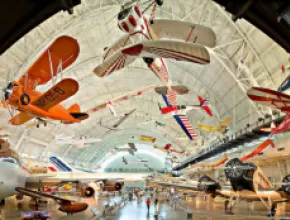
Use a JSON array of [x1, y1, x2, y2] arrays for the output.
[[122, 156, 148, 165], [198, 117, 232, 134], [159, 95, 212, 140], [1, 36, 89, 126], [153, 144, 188, 155], [55, 135, 102, 147], [86, 85, 155, 117], [93, 0, 216, 105], [247, 87, 290, 134], [98, 109, 136, 134]]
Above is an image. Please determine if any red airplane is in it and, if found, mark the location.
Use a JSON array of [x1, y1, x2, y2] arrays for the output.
[[247, 87, 290, 134]]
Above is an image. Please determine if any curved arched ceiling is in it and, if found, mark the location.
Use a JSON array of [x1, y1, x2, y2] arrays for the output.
[[0, 0, 289, 167]]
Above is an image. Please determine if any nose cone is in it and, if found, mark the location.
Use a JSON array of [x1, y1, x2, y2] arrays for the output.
[[60, 201, 88, 214]]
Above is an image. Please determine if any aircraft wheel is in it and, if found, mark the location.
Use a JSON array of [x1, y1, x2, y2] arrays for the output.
[[143, 57, 154, 64], [0, 199, 5, 205], [44, 122, 47, 127], [155, 0, 163, 6], [20, 93, 30, 105], [37, 124, 40, 128]]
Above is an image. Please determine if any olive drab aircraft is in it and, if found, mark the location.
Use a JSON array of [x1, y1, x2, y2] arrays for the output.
[[1, 36, 89, 126], [93, 0, 216, 139]]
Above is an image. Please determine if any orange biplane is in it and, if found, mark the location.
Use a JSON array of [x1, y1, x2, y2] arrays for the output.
[[2, 36, 88, 126]]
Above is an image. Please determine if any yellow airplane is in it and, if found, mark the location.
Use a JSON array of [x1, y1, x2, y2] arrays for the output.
[[198, 117, 232, 134]]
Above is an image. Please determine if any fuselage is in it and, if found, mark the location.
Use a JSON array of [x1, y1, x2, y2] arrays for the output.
[[0, 148, 29, 200]]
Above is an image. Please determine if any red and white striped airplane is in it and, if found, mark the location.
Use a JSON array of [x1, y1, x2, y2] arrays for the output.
[[93, 0, 216, 98], [247, 87, 290, 134]]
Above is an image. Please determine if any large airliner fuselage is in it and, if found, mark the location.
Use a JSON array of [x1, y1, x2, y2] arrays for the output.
[[0, 161, 28, 200]]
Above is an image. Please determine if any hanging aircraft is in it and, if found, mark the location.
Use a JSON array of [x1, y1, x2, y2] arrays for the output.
[[159, 96, 212, 117], [114, 143, 138, 155], [188, 154, 228, 170], [198, 117, 232, 134], [247, 87, 290, 134], [0, 138, 147, 213], [55, 135, 102, 147], [140, 135, 156, 143], [122, 156, 148, 165], [93, 0, 215, 101], [159, 95, 212, 140], [1, 36, 89, 126], [86, 85, 155, 117], [98, 109, 136, 134], [153, 144, 188, 155]]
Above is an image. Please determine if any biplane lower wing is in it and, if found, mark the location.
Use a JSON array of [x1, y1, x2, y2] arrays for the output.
[[32, 78, 79, 111], [9, 112, 34, 125], [247, 87, 290, 111]]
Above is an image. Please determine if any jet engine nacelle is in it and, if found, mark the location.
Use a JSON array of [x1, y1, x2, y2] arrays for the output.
[[281, 175, 290, 194], [79, 184, 95, 198], [103, 181, 123, 191]]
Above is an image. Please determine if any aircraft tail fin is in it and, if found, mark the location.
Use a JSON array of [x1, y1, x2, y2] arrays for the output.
[[198, 96, 212, 116], [49, 156, 73, 172], [67, 104, 81, 113]]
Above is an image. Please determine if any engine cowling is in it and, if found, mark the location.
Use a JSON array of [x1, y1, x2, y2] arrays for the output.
[[281, 175, 290, 193], [80, 185, 95, 198], [58, 201, 88, 214], [103, 181, 123, 191]]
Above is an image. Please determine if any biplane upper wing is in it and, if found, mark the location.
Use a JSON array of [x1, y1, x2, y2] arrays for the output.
[[86, 85, 156, 114], [198, 124, 216, 132], [122, 40, 210, 64], [247, 87, 290, 112], [162, 95, 197, 140], [19, 36, 79, 88], [9, 112, 34, 125], [220, 117, 232, 127], [32, 78, 79, 111], [148, 19, 216, 48]]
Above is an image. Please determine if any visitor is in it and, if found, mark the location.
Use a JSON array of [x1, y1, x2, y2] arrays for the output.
[[146, 198, 151, 212]]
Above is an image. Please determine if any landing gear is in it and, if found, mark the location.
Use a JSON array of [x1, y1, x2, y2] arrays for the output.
[[155, 0, 163, 6], [143, 57, 154, 64], [0, 199, 5, 205], [20, 93, 30, 105]]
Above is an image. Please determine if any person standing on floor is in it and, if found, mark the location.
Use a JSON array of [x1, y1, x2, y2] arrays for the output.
[[146, 198, 151, 212]]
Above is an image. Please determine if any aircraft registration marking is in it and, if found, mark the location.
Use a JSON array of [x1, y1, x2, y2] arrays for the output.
[[34, 87, 65, 108]]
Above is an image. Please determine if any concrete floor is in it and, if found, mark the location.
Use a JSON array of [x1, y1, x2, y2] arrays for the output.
[[1, 193, 290, 219]]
